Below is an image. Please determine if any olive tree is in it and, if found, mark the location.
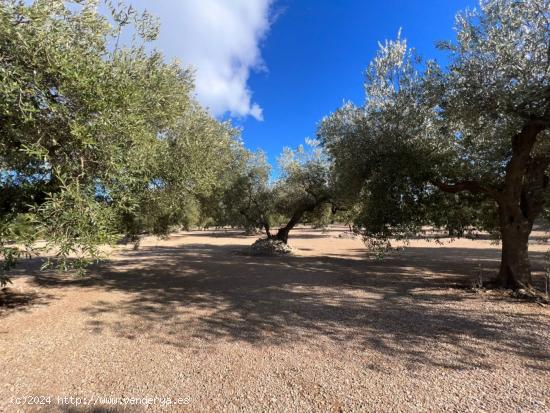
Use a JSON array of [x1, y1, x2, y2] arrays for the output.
[[268, 140, 333, 243], [117, 103, 242, 239], [0, 0, 241, 284], [319, 0, 550, 290], [214, 140, 335, 244], [210, 150, 274, 233]]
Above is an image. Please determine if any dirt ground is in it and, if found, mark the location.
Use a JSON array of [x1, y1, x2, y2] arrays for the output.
[[0, 226, 549, 412]]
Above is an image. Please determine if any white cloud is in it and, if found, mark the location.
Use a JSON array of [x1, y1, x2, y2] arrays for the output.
[[131, 0, 273, 121]]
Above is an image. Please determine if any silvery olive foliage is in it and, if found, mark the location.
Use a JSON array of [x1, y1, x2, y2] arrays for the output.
[[0, 0, 243, 284], [275, 139, 332, 216], [319, 0, 550, 287], [215, 139, 334, 242], [267, 139, 334, 242]]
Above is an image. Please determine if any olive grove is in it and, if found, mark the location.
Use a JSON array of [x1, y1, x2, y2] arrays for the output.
[[2, 0, 550, 294]]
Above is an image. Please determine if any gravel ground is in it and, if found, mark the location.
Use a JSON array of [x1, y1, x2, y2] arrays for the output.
[[0, 226, 549, 412]]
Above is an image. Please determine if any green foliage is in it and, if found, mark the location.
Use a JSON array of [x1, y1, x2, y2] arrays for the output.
[[223, 150, 273, 230], [0, 0, 242, 279], [211, 140, 336, 238], [35, 179, 118, 272], [308, 202, 333, 229], [0, 213, 33, 286], [257, 140, 334, 234], [319, 0, 550, 251], [273, 139, 333, 218]]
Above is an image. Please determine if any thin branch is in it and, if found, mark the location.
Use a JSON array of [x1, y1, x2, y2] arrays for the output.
[[431, 180, 502, 202]]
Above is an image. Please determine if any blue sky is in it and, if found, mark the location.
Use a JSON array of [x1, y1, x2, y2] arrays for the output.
[[128, 0, 477, 166]]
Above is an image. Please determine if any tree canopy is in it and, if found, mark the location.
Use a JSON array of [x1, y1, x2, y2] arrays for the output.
[[319, 0, 550, 289], [214, 140, 334, 243], [0, 0, 243, 284]]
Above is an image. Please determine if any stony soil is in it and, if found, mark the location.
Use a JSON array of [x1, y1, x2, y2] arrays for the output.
[[250, 238, 293, 256], [0, 226, 549, 412]]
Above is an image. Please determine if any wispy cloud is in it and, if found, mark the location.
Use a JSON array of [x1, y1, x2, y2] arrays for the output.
[[130, 0, 273, 121]]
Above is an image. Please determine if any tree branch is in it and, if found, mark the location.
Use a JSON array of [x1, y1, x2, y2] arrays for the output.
[[431, 180, 502, 202]]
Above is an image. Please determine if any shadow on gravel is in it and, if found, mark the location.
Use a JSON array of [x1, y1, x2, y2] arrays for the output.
[[0, 286, 55, 316], [21, 240, 550, 372]]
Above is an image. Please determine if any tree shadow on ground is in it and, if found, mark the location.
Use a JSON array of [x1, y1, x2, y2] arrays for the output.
[[0, 286, 55, 316], [22, 240, 550, 373]]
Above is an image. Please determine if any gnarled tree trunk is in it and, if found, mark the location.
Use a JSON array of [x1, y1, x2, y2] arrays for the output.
[[497, 206, 533, 289], [269, 198, 327, 244], [495, 123, 548, 289], [270, 207, 308, 244]]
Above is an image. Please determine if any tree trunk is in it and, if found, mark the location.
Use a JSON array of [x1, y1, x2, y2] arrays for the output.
[[495, 122, 546, 289], [273, 227, 291, 244], [497, 218, 533, 289], [263, 222, 272, 238], [448, 228, 464, 238], [271, 210, 304, 244], [270, 202, 318, 244]]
